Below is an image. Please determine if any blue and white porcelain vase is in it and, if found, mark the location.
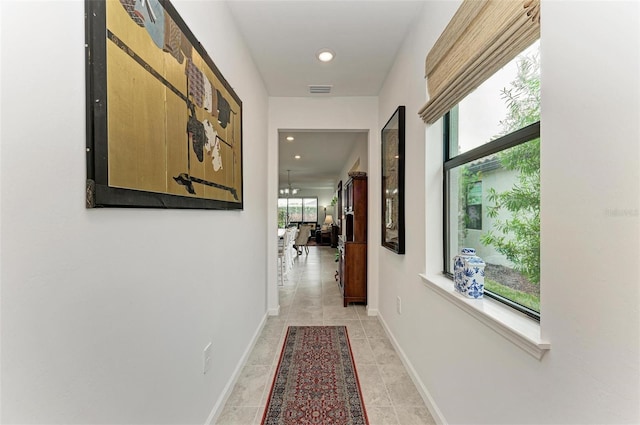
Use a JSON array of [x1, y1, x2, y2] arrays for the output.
[[453, 248, 486, 299]]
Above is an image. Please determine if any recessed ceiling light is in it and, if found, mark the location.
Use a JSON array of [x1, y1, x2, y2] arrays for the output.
[[317, 49, 335, 62], [286, 136, 294, 141], [294, 155, 301, 159]]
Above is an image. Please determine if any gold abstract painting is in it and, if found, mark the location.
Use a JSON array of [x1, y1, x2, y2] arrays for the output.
[[86, 0, 243, 209]]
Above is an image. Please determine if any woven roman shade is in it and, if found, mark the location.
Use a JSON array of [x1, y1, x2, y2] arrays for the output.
[[418, 0, 540, 124]]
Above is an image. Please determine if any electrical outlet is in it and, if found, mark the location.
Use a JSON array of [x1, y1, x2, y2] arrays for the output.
[[203, 342, 212, 374], [396, 296, 402, 314]]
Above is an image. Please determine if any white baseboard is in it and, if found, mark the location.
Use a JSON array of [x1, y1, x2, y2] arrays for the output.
[[268, 304, 280, 316], [366, 307, 379, 316], [205, 312, 269, 425], [376, 312, 448, 425]]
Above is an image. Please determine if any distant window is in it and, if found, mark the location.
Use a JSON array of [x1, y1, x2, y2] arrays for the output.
[[277, 199, 288, 228], [287, 198, 303, 222], [278, 197, 318, 227], [303, 198, 318, 223]]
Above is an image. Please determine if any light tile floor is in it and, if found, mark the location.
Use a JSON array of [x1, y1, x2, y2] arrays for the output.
[[215, 246, 435, 425]]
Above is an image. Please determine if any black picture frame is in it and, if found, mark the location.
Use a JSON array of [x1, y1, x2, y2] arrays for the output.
[[337, 180, 343, 234], [85, 0, 243, 209], [381, 106, 405, 254]]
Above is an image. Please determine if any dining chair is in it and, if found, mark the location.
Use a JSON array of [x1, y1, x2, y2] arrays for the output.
[[294, 224, 314, 255], [285, 227, 297, 270], [277, 228, 291, 286]]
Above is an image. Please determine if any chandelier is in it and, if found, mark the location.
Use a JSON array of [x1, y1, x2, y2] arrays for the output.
[[280, 170, 299, 196]]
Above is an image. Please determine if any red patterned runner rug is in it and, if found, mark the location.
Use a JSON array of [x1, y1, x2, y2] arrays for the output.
[[261, 326, 369, 425]]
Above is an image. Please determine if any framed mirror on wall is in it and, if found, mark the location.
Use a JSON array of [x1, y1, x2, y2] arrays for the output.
[[337, 180, 343, 234], [381, 106, 405, 254]]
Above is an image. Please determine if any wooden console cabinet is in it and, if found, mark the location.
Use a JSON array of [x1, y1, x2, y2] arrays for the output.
[[338, 174, 367, 307]]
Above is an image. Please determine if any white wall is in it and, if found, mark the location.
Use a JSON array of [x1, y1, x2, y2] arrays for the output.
[[377, 1, 640, 424], [337, 133, 368, 234], [267, 97, 379, 314], [338, 134, 369, 179], [0, 1, 269, 423], [314, 188, 337, 225], [342, 133, 369, 177]]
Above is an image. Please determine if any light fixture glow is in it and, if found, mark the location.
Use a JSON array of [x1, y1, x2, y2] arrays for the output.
[[294, 155, 301, 159], [280, 188, 298, 195], [317, 49, 335, 62], [286, 136, 294, 141], [281, 170, 299, 196]]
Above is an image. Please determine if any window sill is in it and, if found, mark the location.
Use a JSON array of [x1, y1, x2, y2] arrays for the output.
[[419, 273, 550, 360]]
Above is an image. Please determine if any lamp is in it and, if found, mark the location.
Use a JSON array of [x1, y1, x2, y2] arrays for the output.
[[279, 170, 299, 196], [324, 215, 334, 226]]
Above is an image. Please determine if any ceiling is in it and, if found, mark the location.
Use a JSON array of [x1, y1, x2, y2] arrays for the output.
[[278, 131, 367, 191], [226, 1, 425, 191]]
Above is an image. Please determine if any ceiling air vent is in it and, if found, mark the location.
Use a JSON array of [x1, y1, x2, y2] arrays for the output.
[[309, 85, 332, 94]]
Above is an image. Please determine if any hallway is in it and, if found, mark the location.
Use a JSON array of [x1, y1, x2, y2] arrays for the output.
[[216, 246, 435, 425]]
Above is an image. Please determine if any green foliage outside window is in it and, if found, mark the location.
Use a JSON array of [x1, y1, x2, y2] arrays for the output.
[[480, 49, 541, 285], [278, 209, 288, 228]]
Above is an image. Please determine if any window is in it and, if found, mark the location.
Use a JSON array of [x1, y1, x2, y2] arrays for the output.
[[287, 198, 303, 222], [278, 197, 318, 227], [444, 41, 540, 319], [277, 198, 288, 228], [466, 181, 482, 230], [303, 198, 318, 223]]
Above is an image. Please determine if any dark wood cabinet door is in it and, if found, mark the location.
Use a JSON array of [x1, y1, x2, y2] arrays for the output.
[[344, 175, 367, 243], [340, 174, 367, 307], [343, 242, 367, 306]]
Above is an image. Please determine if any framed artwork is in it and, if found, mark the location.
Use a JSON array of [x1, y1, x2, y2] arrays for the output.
[[381, 106, 405, 254], [85, 0, 243, 209]]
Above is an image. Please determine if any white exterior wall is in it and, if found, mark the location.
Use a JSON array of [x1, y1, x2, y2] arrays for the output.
[[378, 1, 640, 424], [465, 167, 519, 267], [0, 1, 269, 423]]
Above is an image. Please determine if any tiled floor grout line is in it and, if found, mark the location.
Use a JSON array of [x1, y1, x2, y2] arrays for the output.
[[251, 257, 298, 425], [218, 246, 434, 425]]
